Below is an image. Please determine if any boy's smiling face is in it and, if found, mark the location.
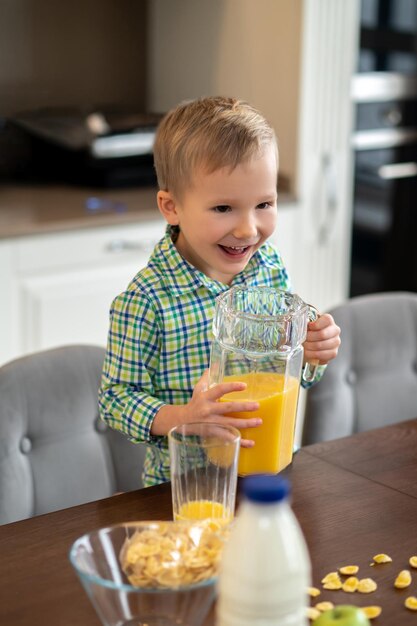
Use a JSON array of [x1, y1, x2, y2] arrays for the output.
[[158, 142, 278, 285]]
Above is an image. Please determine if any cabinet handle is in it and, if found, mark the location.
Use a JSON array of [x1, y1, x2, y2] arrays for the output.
[[378, 162, 417, 180], [105, 239, 154, 253]]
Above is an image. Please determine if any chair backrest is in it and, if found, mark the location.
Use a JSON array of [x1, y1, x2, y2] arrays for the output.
[[302, 292, 417, 445], [0, 345, 146, 525]]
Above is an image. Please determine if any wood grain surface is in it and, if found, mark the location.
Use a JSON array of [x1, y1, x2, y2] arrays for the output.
[[1, 420, 417, 626]]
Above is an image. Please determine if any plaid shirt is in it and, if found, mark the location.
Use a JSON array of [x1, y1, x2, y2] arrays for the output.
[[99, 227, 324, 486]]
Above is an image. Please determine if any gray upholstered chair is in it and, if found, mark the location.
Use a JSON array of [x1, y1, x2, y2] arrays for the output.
[[0, 345, 147, 525], [302, 292, 417, 445]]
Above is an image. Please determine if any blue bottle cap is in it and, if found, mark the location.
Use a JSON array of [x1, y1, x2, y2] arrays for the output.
[[242, 475, 291, 503]]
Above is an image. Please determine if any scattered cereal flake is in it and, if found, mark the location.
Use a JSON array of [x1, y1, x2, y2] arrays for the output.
[[339, 565, 359, 575], [321, 572, 342, 590], [306, 607, 321, 620], [405, 596, 417, 611], [321, 571, 340, 584], [323, 580, 343, 590], [409, 556, 417, 569], [373, 553, 392, 564], [308, 586, 321, 597], [394, 570, 412, 589], [358, 578, 377, 593], [362, 606, 382, 619], [342, 576, 359, 592], [315, 601, 334, 612]]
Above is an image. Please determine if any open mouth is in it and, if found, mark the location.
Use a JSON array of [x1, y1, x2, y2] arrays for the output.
[[219, 244, 251, 257]]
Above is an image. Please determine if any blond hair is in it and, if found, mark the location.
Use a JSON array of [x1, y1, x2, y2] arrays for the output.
[[153, 96, 278, 199]]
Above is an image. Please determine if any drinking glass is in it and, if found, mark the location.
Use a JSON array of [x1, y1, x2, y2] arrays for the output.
[[168, 422, 240, 523]]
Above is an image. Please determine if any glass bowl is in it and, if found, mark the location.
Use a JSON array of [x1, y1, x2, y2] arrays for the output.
[[69, 520, 228, 626]]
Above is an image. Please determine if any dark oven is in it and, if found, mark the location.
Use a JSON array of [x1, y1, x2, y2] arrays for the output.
[[349, 0, 417, 297]]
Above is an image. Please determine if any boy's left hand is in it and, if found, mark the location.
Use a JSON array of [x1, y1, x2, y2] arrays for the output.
[[303, 313, 341, 366]]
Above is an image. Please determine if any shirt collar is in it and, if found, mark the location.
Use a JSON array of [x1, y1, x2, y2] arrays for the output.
[[149, 225, 268, 296]]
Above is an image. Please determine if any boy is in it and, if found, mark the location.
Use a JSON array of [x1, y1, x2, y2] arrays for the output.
[[99, 96, 341, 487]]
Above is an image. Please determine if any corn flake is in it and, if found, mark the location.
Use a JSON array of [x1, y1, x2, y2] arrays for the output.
[[315, 601, 334, 612], [306, 607, 321, 621], [362, 606, 382, 619], [323, 580, 343, 590], [358, 578, 377, 593], [339, 565, 359, 575], [394, 570, 412, 589], [321, 571, 341, 584], [405, 596, 417, 611], [372, 553, 392, 564], [308, 586, 321, 597], [342, 576, 359, 592]]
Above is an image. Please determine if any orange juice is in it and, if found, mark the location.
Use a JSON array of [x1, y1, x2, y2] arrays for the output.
[[221, 372, 300, 475], [175, 499, 231, 522]]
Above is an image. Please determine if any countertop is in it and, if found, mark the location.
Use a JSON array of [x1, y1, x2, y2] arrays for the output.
[[0, 185, 161, 239], [0, 183, 296, 239]]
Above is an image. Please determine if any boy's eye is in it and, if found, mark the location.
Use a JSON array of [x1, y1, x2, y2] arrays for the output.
[[213, 205, 231, 213], [256, 202, 272, 209]]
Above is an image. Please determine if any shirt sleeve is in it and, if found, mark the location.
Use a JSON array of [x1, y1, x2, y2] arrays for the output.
[[301, 363, 327, 389], [98, 289, 166, 445]]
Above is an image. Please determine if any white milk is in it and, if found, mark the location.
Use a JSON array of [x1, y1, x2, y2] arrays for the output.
[[217, 476, 311, 626]]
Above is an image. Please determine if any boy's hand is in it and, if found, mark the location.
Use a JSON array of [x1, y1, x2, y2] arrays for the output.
[[185, 370, 262, 447], [303, 313, 341, 365]]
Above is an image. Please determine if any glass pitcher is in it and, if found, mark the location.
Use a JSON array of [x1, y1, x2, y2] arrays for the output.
[[209, 286, 318, 476]]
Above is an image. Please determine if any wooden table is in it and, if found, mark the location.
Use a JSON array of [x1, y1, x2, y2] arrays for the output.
[[2, 419, 417, 625]]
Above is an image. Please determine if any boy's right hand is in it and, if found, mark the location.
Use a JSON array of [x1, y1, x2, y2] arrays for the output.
[[184, 370, 262, 447]]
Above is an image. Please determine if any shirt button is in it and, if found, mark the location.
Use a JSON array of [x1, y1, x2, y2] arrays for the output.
[[20, 437, 32, 454]]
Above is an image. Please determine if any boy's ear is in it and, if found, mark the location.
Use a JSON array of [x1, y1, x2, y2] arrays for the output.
[[157, 190, 180, 225]]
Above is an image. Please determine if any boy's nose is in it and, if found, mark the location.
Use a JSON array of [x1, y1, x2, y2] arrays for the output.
[[233, 214, 258, 240]]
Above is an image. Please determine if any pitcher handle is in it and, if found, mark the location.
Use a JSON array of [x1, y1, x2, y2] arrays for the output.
[[302, 304, 320, 384]]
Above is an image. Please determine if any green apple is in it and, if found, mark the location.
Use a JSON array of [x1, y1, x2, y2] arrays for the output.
[[313, 605, 370, 626]]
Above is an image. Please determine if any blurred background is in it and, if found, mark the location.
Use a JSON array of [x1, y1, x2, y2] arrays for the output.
[[0, 0, 416, 367]]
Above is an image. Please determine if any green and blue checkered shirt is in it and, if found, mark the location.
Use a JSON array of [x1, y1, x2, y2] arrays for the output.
[[99, 227, 324, 486]]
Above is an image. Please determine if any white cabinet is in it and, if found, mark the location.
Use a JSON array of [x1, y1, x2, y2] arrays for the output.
[[20, 264, 139, 353], [271, 201, 302, 292], [1, 220, 165, 366], [295, 0, 360, 312]]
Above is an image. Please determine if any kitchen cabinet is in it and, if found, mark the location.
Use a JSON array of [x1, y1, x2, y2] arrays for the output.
[[294, 0, 360, 312], [0, 220, 165, 366]]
